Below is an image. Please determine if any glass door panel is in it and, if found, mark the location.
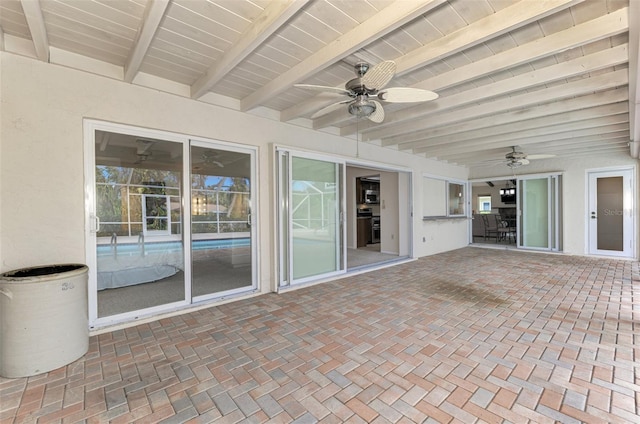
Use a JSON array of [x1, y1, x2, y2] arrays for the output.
[[277, 151, 345, 287], [190, 144, 254, 299], [596, 177, 623, 251], [517, 175, 561, 251], [94, 131, 185, 319], [292, 157, 341, 280], [588, 169, 634, 257], [519, 178, 549, 249]]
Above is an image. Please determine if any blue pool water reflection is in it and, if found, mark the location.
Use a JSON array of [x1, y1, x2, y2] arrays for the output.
[[97, 238, 250, 257]]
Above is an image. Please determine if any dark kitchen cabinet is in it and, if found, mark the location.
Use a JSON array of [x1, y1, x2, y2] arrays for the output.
[[357, 218, 371, 247]]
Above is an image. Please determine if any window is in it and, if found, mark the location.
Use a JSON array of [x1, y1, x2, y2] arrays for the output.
[[478, 196, 492, 213], [448, 182, 465, 216], [422, 175, 467, 218]]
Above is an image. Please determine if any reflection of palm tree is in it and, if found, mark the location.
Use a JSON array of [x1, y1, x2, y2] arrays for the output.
[[228, 177, 249, 219]]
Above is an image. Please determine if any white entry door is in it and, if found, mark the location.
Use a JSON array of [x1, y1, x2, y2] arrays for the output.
[[588, 168, 635, 257]]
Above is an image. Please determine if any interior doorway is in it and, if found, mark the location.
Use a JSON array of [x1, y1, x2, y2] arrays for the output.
[[470, 174, 562, 251], [346, 165, 411, 270]]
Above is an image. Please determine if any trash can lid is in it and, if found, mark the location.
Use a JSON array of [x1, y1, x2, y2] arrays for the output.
[[1, 264, 88, 282]]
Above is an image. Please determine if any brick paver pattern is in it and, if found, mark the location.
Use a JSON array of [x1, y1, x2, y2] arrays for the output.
[[1, 247, 638, 423]]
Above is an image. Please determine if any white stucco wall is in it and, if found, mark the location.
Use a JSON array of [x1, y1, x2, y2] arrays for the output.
[[0, 52, 469, 284]]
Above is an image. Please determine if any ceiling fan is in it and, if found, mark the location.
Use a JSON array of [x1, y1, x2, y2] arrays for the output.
[[503, 146, 555, 168], [295, 61, 438, 123], [199, 150, 224, 168]]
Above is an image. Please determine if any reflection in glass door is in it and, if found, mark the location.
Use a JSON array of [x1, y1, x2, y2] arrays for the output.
[[87, 124, 257, 328], [588, 169, 634, 257], [277, 150, 345, 287], [518, 175, 560, 251], [93, 131, 186, 319], [190, 144, 255, 299]]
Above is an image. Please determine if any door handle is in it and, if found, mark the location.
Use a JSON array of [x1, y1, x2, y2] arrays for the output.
[[91, 214, 101, 232]]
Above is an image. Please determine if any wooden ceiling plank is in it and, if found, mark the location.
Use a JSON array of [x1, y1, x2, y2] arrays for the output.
[[628, 0, 639, 157], [396, 0, 584, 75], [287, 0, 580, 123], [450, 138, 630, 164], [364, 68, 628, 141], [416, 121, 630, 156], [397, 102, 629, 150], [241, 0, 446, 112], [191, 0, 311, 99], [464, 142, 631, 165], [417, 117, 630, 157], [464, 133, 631, 160], [381, 88, 629, 147], [458, 131, 632, 161], [20, 0, 49, 61], [371, 43, 628, 144], [124, 0, 171, 83], [338, 7, 629, 135]]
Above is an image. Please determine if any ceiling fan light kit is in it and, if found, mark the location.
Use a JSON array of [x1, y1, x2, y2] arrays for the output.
[[296, 60, 438, 123]]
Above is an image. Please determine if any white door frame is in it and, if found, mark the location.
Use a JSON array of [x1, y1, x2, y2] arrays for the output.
[[84, 120, 259, 328], [587, 167, 635, 258]]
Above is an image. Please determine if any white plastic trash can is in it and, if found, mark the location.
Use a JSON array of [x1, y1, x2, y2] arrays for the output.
[[0, 264, 89, 378]]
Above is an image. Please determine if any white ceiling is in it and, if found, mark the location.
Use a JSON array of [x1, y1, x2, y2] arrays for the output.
[[2, 0, 638, 168]]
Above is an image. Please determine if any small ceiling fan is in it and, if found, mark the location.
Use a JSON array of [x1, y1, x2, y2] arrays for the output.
[[295, 61, 438, 123], [504, 146, 555, 168], [199, 150, 224, 168]]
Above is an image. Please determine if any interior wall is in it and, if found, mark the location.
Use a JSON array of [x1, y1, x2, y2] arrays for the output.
[[0, 53, 469, 284], [471, 181, 517, 213], [379, 171, 399, 254]]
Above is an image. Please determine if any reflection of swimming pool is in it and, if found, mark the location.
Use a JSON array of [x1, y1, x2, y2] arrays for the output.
[[97, 238, 250, 257]]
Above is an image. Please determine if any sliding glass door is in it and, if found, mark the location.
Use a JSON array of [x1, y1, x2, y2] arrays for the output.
[[277, 150, 345, 287], [190, 143, 255, 300], [518, 175, 560, 251], [86, 122, 256, 328]]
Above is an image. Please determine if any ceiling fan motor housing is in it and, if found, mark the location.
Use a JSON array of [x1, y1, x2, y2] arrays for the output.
[[348, 95, 376, 117]]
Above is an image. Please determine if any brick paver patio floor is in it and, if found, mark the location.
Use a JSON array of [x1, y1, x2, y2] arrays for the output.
[[1, 247, 638, 423]]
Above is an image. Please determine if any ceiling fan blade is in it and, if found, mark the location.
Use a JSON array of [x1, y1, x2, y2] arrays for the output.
[[294, 84, 352, 96], [377, 87, 438, 103], [310, 100, 351, 119], [527, 154, 556, 160], [361, 60, 396, 90], [366, 100, 385, 123]]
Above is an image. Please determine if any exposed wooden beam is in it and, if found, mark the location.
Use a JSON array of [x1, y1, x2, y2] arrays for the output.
[[382, 88, 629, 147], [283, 0, 581, 122], [191, 0, 310, 99], [419, 118, 629, 158], [337, 7, 629, 135], [416, 121, 630, 156], [371, 69, 628, 145], [124, 0, 170, 83], [376, 44, 628, 146], [20, 0, 49, 62], [240, 0, 446, 112], [465, 143, 631, 166], [629, 0, 640, 157], [396, 103, 629, 151], [442, 132, 630, 163]]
